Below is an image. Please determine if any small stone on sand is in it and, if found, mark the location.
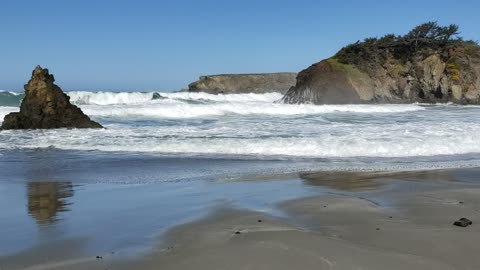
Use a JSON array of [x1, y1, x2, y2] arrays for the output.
[[453, 218, 473, 227]]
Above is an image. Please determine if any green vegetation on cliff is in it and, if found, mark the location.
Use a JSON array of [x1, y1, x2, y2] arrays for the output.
[[326, 58, 370, 84], [334, 22, 479, 72]]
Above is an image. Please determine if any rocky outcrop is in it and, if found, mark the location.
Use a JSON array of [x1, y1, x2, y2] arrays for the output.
[[188, 73, 297, 94], [282, 23, 480, 104], [1, 66, 103, 130]]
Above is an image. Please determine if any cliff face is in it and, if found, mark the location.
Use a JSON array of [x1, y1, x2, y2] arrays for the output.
[[188, 73, 297, 94], [283, 23, 480, 104], [1, 66, 102, 130]]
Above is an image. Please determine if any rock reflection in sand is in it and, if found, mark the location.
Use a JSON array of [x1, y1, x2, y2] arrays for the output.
[[27, 182, 74, 225]]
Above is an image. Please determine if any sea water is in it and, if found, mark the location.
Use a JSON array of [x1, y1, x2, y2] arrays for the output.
[[1, 90, 480, 166]]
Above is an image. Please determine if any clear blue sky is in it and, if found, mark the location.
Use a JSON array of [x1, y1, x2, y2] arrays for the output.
[[1, 0, 479, 91]]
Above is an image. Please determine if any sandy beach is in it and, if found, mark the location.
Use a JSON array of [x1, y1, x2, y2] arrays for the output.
[[3, 168, 480, 270]]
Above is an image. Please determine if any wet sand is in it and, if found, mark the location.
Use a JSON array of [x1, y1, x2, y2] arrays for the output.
[[3, 168, 480, 269]]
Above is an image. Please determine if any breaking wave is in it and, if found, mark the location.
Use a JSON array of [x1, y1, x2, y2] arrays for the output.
[[0, 91, 24, 106], [67, 91, 285, 105], [2, 90, 480, 167]]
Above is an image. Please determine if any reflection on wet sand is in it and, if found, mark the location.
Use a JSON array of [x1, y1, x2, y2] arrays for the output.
[[301, 171, 385, 191], [27, 182, 74, 225], [300, 169, 463, 192]]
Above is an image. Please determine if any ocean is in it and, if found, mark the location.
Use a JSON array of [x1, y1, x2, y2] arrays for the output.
[[1, 90, 480, 167], [2, 90, 480, 258]]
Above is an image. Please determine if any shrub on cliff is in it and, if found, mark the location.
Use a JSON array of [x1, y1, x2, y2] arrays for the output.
[[335, 22, 477, 69]]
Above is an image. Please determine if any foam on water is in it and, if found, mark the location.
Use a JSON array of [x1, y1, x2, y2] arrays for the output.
[[0, 106, 17, 120], [1, 91, 480, 170], [81, 103, 425, 119], [67, 91, 157, 105], [71, 91, 425, 119], [66, 91, 284, 105], [0, 120, 479, 158], [0, 90, 22, 95]]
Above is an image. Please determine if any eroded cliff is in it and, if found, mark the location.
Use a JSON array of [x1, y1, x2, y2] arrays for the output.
[[283, 22, 480, 104]]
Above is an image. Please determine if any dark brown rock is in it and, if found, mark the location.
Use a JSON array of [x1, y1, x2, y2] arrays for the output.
[[1, 66, 103, 130]]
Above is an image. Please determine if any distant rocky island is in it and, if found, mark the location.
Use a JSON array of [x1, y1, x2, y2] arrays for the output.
[[1, 66, 102, 130], [188, 73, 297, 94], [282, 22, 480, 104]]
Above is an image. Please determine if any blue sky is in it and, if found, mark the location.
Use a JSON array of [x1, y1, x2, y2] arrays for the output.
[[1, 0, 479, 91]]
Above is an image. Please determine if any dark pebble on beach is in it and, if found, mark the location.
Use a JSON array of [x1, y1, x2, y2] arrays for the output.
[[258, 219, 262, 223], [235, 231, 241, 235], [453, 217, 472, 227], [376, 228, 380, 231]]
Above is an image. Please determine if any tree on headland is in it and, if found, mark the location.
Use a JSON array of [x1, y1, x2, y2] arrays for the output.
[[405, 21, 460, 49], [334, 21, 475, 67]]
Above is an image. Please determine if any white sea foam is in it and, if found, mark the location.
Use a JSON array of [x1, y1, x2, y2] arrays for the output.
[[0, 90, 22, 95], [0, 90, 428, 118], [2, 91, 480, 168], [66, 91, 284, 105], [67, 91, 157, 105], [1, 119, 480, 160], [161, 92, 284, 102], [82, 103, 425, 118], [0, 107, 17, 121], [76, 91, 425, 118]]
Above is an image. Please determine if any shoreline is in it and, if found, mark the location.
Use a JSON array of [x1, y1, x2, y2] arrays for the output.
[[3, 168, 480, 269]]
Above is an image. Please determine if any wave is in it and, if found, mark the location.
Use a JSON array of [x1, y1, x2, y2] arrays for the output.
[[2, 128, 480, 162], [81, 103, 425, 119], [0, 91, 427, 122], [67, 91, 161, 105], [0, 89, 286, 107], [0, 91, 24, 106], [0, 107, 17, 120], [66, 91, 284, 105], [68, 91, 425, 118], [1, 91, 480, 166], [2, 118, 480, 159]]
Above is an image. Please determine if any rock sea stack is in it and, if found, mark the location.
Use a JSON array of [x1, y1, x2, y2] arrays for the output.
[[0, 66, 103, 130], [282, 22, 480, 104], [188, 73, 297, 94]]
